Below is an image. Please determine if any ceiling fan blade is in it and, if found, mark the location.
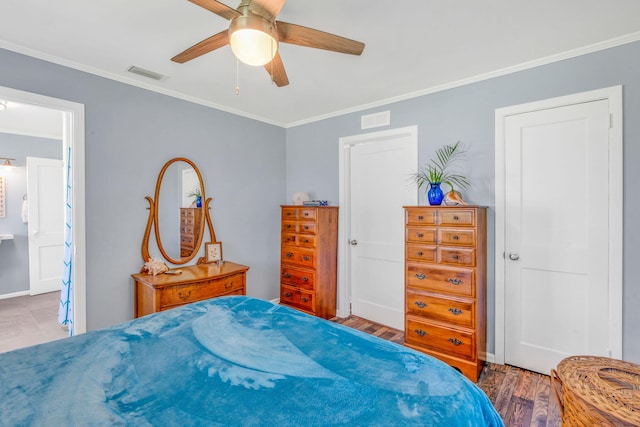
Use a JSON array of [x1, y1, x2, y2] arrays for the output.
[[250, 0, 287, 20], [188, 0, 241, 20], [276, 21, 365, 55], [171, 30, 229, 63], [265, 52, 289, 87]]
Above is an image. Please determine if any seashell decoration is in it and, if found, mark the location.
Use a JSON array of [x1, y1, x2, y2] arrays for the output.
[[443, 190, 467, 206]]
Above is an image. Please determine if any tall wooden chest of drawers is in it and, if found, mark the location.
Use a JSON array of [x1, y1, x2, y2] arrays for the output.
[[180, 208, 202, 257], [280, 206, 338, 319], [403, 206, 487, 382]]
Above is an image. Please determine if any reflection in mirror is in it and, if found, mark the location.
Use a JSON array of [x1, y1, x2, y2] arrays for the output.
[[142, 157, 213, 266], [157, 162, 203, 261]]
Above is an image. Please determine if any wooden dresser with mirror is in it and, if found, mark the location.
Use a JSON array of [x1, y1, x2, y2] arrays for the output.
[[132, 157, 249, 318]]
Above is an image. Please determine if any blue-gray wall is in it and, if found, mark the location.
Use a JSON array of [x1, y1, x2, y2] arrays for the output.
[[0, 133, 62, 294], [1, 38, 638, 363], [0, 48, 286, 330], [286, 41, 640, 362]]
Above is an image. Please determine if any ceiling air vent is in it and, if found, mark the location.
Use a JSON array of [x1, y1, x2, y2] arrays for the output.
[[126, 65, 168, 81], [361, 111, 390, 130]]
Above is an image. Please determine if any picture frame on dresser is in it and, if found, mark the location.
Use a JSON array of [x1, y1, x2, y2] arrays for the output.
[[205, 242, 223, 263]]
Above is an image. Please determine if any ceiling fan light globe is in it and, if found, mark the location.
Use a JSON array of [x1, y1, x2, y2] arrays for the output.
[[229, 14, 278, 66]]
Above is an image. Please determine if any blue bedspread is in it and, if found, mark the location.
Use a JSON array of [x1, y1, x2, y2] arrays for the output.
[[0, 296, 503, 426]]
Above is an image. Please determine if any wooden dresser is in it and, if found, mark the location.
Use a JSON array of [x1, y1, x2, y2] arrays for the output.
[[403, 206, 487, 382], [279, 205, 338, 319], [180, 208, 202, 258], [132, 262, 249, 318]]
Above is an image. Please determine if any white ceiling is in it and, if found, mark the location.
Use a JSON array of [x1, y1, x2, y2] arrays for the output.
[[1, 0, 640, 127]]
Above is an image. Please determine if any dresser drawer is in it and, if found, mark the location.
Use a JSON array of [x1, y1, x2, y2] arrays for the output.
[[438, 228, 476, 246], [282, 208, 298, 219], [281, 247, 315, 268], [282, 220, 297, 232], [406, 290, 474, 328], [406, 317, 476, 361], [406, 227, 436, 244], [406, 244, 436, 262], [298, 221, 317, 235], [160, 274, 245, 307], [181, 235, 196, 249], [438, 209, 475, 227], [280, 285, 314, 312], [406, 208, 437, 226], [281, 267, 315, 290], [282, 232, 297, 245], [438, 247, 475, 266], [298, 208, 317, 220], [406, 263, 474, 297], [297, 234, 316, 248]]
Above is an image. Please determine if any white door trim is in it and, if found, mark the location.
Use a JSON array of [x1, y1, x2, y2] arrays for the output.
[[0, 85, 86, 334], [494, 86, 623, 364], [337, 125, 418, 318]]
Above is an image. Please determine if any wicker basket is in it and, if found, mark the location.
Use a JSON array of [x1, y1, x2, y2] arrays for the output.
[[551, 356, 640, 426]]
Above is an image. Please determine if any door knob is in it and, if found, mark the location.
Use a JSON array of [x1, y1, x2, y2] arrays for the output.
[[349, 240, 358, 246], [508, 252, 520, 261]]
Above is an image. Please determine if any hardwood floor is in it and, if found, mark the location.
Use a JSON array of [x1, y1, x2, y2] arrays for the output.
[[331, 315, 562, 427]]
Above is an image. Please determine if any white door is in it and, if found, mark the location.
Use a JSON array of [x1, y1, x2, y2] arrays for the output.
[[341, 126, 417, 329], [503, 99, 612, 374], [27, 157, 64, 295]]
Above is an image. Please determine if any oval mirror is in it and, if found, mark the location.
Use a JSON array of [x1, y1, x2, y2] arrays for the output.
[[147, 158, 208, 265]]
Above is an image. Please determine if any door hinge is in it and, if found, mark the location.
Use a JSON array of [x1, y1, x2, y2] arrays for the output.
[[609, 113, 614, 129]]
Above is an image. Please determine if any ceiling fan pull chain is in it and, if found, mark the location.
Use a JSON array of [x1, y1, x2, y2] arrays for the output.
[[235, 58, 240, 95]]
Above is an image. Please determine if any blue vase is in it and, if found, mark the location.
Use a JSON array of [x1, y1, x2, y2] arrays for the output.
[[196, 196, 202, 208], [427, 183, 444, 205]]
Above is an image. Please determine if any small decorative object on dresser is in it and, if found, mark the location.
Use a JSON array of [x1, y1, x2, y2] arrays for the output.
[[279, 205, 338, 319], [403, 205, 487, 382], [205, 242, 223, 263], [411, 141, 470, 206]]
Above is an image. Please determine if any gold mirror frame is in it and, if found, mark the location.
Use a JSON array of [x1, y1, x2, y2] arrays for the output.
[[141, 157, 216, 265]]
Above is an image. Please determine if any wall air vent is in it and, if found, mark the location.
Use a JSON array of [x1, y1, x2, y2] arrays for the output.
[[361, 110, 390, 130], [126, 66, 168, 81]]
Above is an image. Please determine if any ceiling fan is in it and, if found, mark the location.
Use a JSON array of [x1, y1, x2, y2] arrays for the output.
[[171, 0, 365, 87]]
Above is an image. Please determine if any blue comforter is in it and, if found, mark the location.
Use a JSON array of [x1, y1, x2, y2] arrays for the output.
[[0, 296, 503, 426]]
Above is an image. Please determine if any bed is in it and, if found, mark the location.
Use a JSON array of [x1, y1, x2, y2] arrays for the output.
[[0, 296, 503, 426]]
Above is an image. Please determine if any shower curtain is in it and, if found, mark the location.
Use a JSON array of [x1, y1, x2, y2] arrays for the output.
[[58, 146, 73, 336]]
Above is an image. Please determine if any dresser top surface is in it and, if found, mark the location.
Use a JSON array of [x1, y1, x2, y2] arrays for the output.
[[132, 261, 249, 287]]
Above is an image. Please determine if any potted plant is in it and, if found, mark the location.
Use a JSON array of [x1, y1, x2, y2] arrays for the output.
[[188, 186, 202, 208], [412, 141, 470, 205]]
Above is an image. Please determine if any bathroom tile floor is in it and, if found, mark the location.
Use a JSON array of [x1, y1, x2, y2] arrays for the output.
[[0, 291, 68, 353]]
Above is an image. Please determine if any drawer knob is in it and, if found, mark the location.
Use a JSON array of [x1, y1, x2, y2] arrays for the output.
[[453, 235, 460, 240], [303, 239, 309, 243], [301, 297, 309, 302], [302, 276, 309, 282], [417, 251, 423, 256], [284, 292, 292, 298], [452, 255, 459, 260], [414, 301, 427, 308], [178, 290, 192, 300], [285, 252, 293, 258], [448, 308, 463, 316], [414, 329, 427, 337], [447, 278, 462, 285], [448, 338, 463, 346], [286, 224, 292, 229], [283, 272, 291, 278], [304, 226, 309, 230], [417, 215, 424, 220], [304, 212, 309, 216], [224, 282, 233, 289], [302, 255, 310, 261], [453, 215, 459, 220], [414, 273, 427, 280], [417, 233, 423, 238]]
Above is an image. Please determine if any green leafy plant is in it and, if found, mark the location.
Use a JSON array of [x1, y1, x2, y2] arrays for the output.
[[187, 186, 201, 200], [412, 141, 470, 193]]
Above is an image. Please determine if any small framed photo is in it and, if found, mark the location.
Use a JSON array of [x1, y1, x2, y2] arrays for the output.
[[205, 242, 223, 263]]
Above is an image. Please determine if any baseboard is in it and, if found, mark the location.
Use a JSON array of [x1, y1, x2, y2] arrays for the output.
[[0, 290, 30, 300], [481, 352, 496, 364]]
